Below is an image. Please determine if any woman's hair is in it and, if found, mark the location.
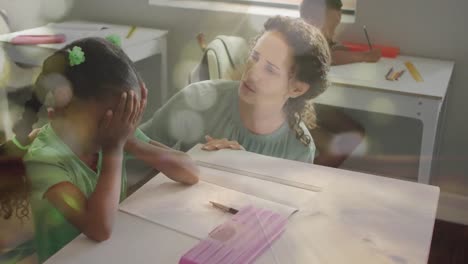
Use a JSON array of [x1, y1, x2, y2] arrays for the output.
[[13, 37, 141, 144], [4, 37, 141, 220], [254, 16, 331, 146]]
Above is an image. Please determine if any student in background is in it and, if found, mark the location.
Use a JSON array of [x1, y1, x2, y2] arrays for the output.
[[300, 0, 371, 167], [300, 0, 381, 65], [140, 16, 331, 163], [15, 37, 199, 263]]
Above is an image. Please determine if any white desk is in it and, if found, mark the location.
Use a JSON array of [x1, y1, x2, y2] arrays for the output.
[[45, 146, 440, 264], [0, 21, 168, 106], [317, 56, 454, 184]]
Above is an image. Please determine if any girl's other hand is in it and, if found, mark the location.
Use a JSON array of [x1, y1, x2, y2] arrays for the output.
[[137, 82, 148, 123], [98, 91, 140, 151], [126, 83, 148, 136], [124, 84, 148, 151]]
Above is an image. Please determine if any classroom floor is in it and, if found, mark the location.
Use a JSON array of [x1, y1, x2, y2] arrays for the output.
[[429, 220, 468, 264]]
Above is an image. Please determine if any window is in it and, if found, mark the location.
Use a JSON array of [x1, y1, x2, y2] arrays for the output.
[[220, 0, 356, 13], [149, 0, 356, 17]]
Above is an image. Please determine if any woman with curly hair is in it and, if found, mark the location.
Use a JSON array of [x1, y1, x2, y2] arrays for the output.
[[140, 15, 331, 162]]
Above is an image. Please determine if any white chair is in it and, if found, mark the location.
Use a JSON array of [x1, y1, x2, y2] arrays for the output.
[[0, 10, 40, 140], [189, 34, 248, 84]]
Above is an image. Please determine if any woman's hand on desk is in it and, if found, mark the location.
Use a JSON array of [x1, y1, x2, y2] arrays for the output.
[[202, 135, 244, 151]]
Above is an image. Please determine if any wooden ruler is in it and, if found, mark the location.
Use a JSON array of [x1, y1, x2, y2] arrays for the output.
[[195, 160, 323, 192]]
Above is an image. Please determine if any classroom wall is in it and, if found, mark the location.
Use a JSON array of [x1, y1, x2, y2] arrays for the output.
[[11, 0, 467, 197]]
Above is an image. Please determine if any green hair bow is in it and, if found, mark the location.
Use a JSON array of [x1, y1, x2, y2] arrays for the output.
[[106, 34, 122, 47], [68, 46, 85, 66]]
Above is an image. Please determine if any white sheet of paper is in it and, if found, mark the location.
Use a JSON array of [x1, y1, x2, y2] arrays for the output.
[[120, 176, 298, 239]]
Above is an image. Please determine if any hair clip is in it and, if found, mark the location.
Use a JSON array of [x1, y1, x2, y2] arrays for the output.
[[68, 46, 85, 66], [106, 34, 122, 47]]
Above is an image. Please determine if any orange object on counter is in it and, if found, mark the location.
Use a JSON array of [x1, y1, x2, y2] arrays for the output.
[[342, 42, 400, 58]]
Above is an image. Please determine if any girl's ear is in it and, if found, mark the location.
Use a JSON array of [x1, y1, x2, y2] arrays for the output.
[[288, 79, 310, 98], [44, 85, 73, 109], [40, 73, 73, 109], [44, 83, 73, 119]]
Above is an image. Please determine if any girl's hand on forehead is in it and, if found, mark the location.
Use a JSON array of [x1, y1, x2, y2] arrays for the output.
[[202, 135, 244, 151], [124, 82, 148, 149], [97, 90, 141, 151], [136, 82, 148, 123]]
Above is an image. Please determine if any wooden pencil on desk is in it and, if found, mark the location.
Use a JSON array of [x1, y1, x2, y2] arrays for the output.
[[396, 70, 406, 80], [209, 201, 239, 214], [126, 26, 137, 39], [385, 67, 394, 80], [391, 71, 400, 81]]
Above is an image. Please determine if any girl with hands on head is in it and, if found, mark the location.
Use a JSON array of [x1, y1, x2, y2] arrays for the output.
[[16, 37, 198, 263]]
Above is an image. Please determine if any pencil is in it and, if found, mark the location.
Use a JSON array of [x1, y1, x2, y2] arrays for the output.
[[126, 26, 137, 39], [396, 70, 406, 80], [209, 201, 239, 214], [390, 71, 400, 81], [363, 25, 372, 50], [385, 67, 394, 80]]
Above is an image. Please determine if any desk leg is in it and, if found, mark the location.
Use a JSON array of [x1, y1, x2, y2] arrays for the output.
[[418, 99, 443, 184], [315, 84, 445, 184], [159, 36, 168, 107]]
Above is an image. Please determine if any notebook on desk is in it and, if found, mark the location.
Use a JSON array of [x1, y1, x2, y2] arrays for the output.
[[120, 176, 298, 239], [120, 144, 334, 240]]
